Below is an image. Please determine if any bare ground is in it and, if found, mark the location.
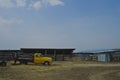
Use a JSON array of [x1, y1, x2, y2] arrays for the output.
[[0, 61, 120, 80]]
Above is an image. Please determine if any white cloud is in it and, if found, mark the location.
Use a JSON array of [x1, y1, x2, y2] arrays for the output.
[[16, 0, 26, 7], [0, 17, 22, 25], [0, 0, 64, 10], [0, 0, 14, 8], [44, 0, 64, 6], [29, 1, 42, 10]]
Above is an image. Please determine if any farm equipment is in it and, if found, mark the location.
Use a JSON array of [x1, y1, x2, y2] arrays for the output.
[[14, 53, 52, 65]]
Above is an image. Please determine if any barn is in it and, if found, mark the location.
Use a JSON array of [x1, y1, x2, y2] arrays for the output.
[[21, 48, 75, 61], [0, 48, 75, 61]]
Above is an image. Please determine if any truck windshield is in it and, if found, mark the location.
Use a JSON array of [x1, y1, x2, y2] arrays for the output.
[[35, 53, 43, 57]]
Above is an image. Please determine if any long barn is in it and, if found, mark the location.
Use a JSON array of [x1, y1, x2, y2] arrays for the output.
[[21, 48, 75, 61], [0, 48, 75, 61]]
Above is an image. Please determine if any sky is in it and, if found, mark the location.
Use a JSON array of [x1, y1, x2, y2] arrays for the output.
[[0, 0, 120, 52]]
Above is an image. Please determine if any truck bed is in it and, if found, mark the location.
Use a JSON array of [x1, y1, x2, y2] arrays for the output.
[[16, 53, 34, 62]]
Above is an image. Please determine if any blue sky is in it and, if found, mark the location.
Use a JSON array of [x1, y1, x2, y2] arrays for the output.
[[0, 0, 120, 51]]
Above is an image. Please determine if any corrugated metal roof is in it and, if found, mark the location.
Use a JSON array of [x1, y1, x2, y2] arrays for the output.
[[80, 49, 120, 53], [21, 48, 75, 50], [20, 48, 75, 53]]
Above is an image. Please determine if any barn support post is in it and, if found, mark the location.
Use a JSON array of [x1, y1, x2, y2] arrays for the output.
[[109, 53, 113, 62], [62, 51, 65, 61], [45, 50, 47, 56], [54, 50, 56, 61], [69, 51, 73, 58], [14, 52, 18, 64]]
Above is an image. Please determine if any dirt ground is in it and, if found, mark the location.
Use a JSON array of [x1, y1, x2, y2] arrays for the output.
[[0, 61, 120, 80]]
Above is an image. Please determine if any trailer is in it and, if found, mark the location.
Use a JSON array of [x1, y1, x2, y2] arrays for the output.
[[0, 53, 14, 66]]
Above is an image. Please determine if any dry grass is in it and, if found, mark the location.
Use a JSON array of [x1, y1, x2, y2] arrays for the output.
[[0, 61, 120, 80]]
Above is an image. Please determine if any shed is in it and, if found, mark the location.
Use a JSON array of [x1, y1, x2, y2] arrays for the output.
[[97, 53, 110, 62], [96, 49, 120, 62]]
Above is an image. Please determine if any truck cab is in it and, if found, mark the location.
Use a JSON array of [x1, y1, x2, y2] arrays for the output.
[[34, 53, 52, 65]]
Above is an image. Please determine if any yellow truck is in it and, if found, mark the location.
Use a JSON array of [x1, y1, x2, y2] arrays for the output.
[[14, 53, 52, 65]]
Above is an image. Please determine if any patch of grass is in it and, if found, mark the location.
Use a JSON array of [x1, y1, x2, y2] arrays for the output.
[[0, 61, 120, 80]]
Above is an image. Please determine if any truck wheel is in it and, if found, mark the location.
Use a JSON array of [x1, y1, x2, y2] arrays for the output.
[[44, 61, 49, 65]]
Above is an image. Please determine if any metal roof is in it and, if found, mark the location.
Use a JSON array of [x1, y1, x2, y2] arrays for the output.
[[20, 48, 75, 53], [0, 50, 20, 52], [80, 49, 120, 53], [21, 48, 75, 50]]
